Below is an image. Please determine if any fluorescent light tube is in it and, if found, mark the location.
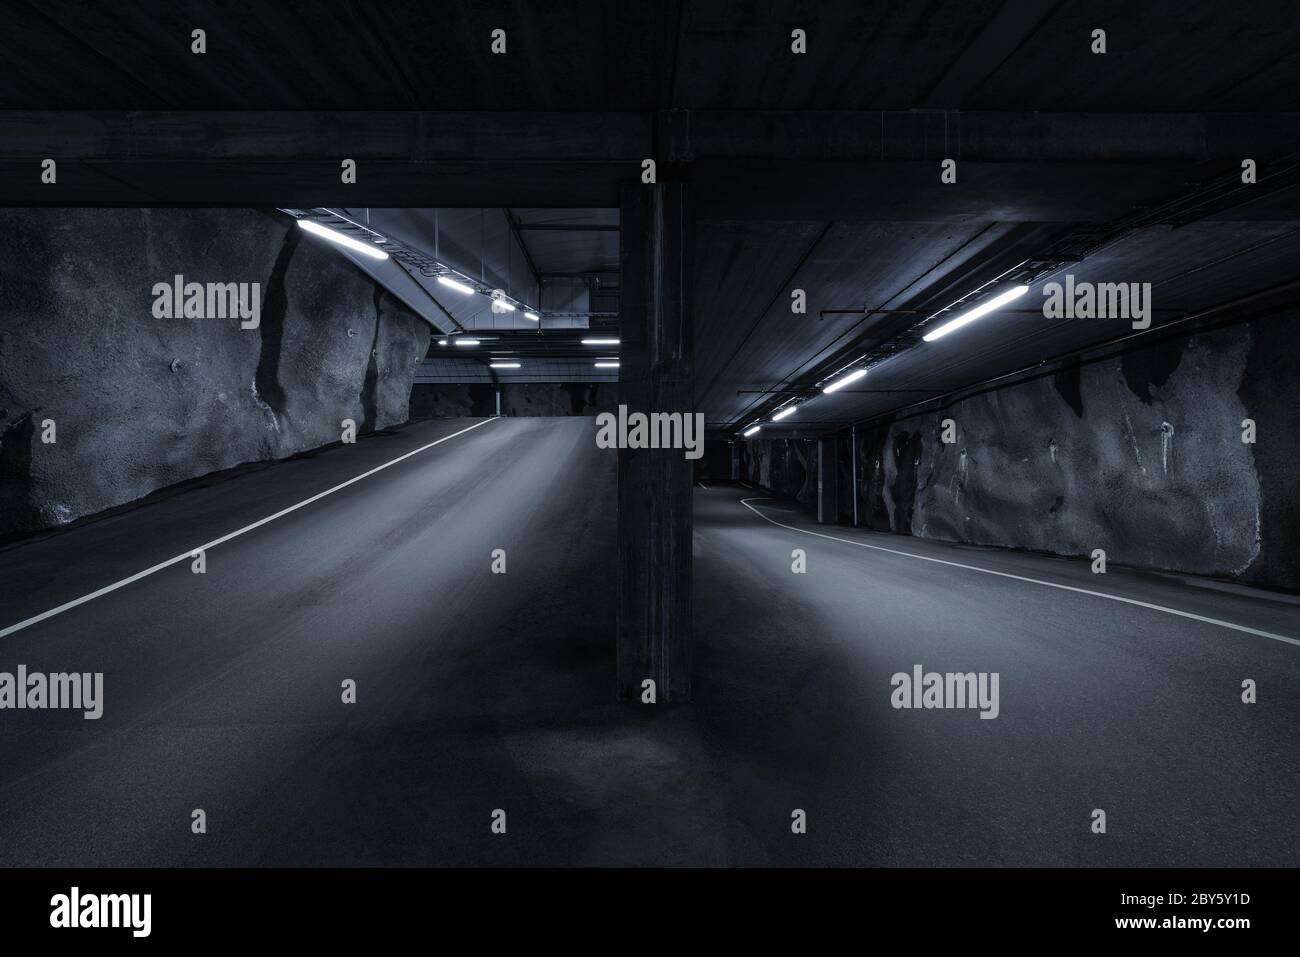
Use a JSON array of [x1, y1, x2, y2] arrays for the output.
[[822, 368, 867, 393], [297, 220, 389, 260], [772, 405, 797, 421], [594, 361, 620, 368], [582, 338, 620, 345], [743, 425, 761, 437], [923, 284, 1030, 342], [489, 362, 521, 369], [437, 276, 476, 295], [453, 339, 480, 346], [524, 312, 540, 321]]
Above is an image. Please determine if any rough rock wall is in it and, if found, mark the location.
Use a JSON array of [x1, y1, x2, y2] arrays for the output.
[[0, 208, 429, 537], [736, 316, 1298, 589], [411, 382, 616, 418], [850, 317, 1297, 590], [1237, 314, 1300, 590], [740, 437, 816, 505]]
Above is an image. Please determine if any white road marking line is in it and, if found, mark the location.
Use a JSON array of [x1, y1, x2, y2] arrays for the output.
[[0, 418, 500, 639], [740, 497, 1300, 648]]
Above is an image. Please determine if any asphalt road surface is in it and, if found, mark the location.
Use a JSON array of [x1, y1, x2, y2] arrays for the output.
[[0, 416, 1296, 865]]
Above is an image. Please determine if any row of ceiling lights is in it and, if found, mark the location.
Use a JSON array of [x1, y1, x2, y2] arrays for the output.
[[470, 359, 619, 369], [304, 214, 629, 366], [298, 218, 542, 320], [741, 282, 1031, 437], [434, 337, 620, 345], [299, 214, 624, 377], [306, 215, 1032, 424], [301, 217, 624, 368], [433, 335, 621, 370], [470, 358, 620, 369]]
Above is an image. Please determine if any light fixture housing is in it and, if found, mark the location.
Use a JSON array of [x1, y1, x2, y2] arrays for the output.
[[594, 361, 620, 368], [489, 362, 521, 369], [437, 276, 476, 296], [297, 220, 389, 261], [922, 284, 1031, 342], [524, 312, 540, 321], [822, 368, 867, 394], [453, 338, 481, 347], [582, 338, 620, 345], [743, 425, 761, 437], [772, 405, 798, 421]]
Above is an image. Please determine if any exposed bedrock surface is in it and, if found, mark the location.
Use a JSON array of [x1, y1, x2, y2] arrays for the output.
[[744, 315, 1299, 590], [0, 208, 429, 538], [739, 437, 816, 505]]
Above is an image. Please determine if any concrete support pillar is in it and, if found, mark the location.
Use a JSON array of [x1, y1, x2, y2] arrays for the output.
[[850, 426, 859, 527], [616, 182, 693, 702], [817, 437, 838, 524], [730, 441, 740, 481]]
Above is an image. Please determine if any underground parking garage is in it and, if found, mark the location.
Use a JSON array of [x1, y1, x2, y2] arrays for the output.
[[0, 0, 1297, 941]]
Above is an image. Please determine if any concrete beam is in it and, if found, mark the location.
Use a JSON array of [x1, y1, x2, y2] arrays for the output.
[[616, 181, 693, 702], [3, 111, 1297, 217], [6, 110, 1293, 163], [500, 207, 543, 302], [676, 110, 1300, 163]]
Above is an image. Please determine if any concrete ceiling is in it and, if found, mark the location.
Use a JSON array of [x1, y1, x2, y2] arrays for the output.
[[293, 207, 625, 383], [5, 0, 1298, 412], [7, 1, 1300, 112], [718, 218, 1300, 434], [289, 207, 619, 335]]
